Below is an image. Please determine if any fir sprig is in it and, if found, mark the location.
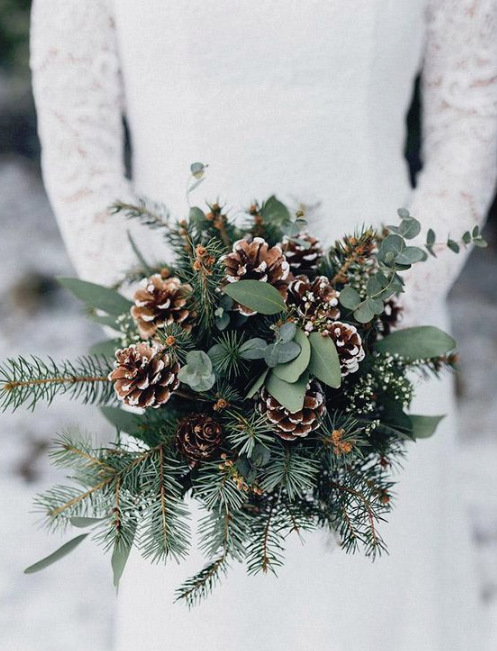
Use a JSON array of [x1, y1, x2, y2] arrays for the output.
[[0, 356, 114, 411]]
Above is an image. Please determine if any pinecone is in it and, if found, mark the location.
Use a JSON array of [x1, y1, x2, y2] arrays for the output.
[[378, 298, 403, 336], [131, 274, 194, 339], [176, 414, 223, 465], [109, 343, 180, 408], [322, 321, 365, 376], [259, 380, 326, 441], [222, 237, 291, 315], [287, 275, 340, 330], [281, 232, 323, 273]]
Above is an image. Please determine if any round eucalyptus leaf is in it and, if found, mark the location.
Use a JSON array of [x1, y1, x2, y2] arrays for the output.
[[399, 218, 421, 240], [276, 341, 301, 364], [279, 321, 297, 343], [353, 302, 375, 324], [239, 338, 268, 360], [338, 286, 362, 309]]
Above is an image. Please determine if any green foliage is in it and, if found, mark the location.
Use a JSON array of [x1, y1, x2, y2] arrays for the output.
[[178, 351, 216, 391], [58, 277, 132, 316], [223, 280, 286, 315], [308, 332, 341, 388], [374, 326, 456, 361], [24, 534, 89, 575], [0, 355, 114, 411]]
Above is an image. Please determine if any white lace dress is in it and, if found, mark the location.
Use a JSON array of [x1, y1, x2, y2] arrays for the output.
[[30, 1, 497, 650]]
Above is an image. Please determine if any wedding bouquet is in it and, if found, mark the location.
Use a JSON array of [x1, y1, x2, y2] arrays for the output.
[[0, 164, 485, 605]]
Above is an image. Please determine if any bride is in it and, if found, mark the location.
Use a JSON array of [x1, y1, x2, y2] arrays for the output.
[[30, 1, 497, 649]]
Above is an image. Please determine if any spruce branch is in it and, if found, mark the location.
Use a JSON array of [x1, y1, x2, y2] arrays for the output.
[[110, 197, 170, 231], [0, 356, 114, 412]]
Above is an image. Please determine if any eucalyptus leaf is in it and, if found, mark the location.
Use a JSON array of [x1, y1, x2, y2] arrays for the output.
[[112, 527, 136, 589], [260, 195, 291, 226], [190, 162, 207, 179], [397, 208, 410, 219], [127, 231, 152, 274], [374, 326, 456, 361], [264, 344, 281, 368], [409, 414, 445, 439], [24, 534, 89, 574], [426, 229, 436, 246], [185, 351, 212, 375], [399, 218, 421, 239], [215, 312, 230, 330], [279, 322, 297, 343], [353, 302, 375, 324], [239, 338, 268, 360], [223, 280, 286, 315], [338, 286, 362, 310], [395, 246, 426, 265], [380, 234, 405, 257], [447, 239, 460, 254], [90, 339, 121, 358], [266, 372, 310, 413], [273, 328, 311, 383], [58, 277, 132, 316], [366, 297, 384, 315], [276, 341, 301, 364], [189, 206, 206, 224], [245, 368, 270, 399], [101, 406, 146, 436], [308, 332, 341, 388]]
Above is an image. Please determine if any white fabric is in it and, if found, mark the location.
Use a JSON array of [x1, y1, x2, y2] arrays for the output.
[[30, 1, 497, 649]]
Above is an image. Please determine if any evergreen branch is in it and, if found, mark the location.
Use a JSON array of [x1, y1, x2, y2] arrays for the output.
[[0, 356, 114, 412], [110, 197, 170, 231], [174, 555, 229, 607]]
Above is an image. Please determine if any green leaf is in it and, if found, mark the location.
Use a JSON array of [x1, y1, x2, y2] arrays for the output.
[[127, 231, 152, 274], [112, 527, 136, 589], [185, 351, 212, 374], [70, 517, 106, 528], [58, 277, 132, 316], [472, 225, 480, 237], [90, 339, 121, 358], [374, 326, 456, 361], [366, 277, 383, 296], [426, 229, 436, 246], [409, 414, 445, 439], [366, 298, 384, 315], [473, 238, 488, 248], [239, 338, 268, 360], [260, 195, 291, 226], [380, 234, 405, 257], [101, 406, 146, 436], [338, 286, 362, 309], [190, 162, 207, 179], [399, 218, 421, 240], [279, 322, 297, 343], [24, 534, 89, 574], [264, 344, 281, 368], [395, 246, 426, 265], [189, 206, 206, 224], [397, 208, 410, 219], [273, 328, 311, 383], [462, 231, 472, 245], [223, 280, 286, 315], [353, 302, 375, 324], [308, 332, 341, 388], [245, 368, 270, 399], [275, 341, 301, 364], [266, 372, 310, 413], [447, 239, 460, 254]]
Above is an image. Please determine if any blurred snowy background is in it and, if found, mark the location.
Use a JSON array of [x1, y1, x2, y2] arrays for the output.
[[1, 3, 497, 650]]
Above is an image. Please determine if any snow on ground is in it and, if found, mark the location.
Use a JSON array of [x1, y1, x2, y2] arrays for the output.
[[0, 155, 496, 650]]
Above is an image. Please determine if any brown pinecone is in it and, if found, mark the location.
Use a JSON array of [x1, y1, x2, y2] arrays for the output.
[[322, 321, 365, 376], [378, 298, 403, 336], [131, 274, 194, 339], [259, 380, 326, 441], [176, 414, 223, 465], [222, 237, 291, 315], [109, 343, 180, 408], [287, 275, 340, 330], [282, 232, 323, 273]]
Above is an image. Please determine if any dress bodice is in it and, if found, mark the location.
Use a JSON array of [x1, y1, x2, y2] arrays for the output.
[[114, 0, 427, 237]]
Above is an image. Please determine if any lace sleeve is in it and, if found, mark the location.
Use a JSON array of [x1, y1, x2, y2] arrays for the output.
[[403, 0, 497, 324], [30, 0, 139, 286]]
